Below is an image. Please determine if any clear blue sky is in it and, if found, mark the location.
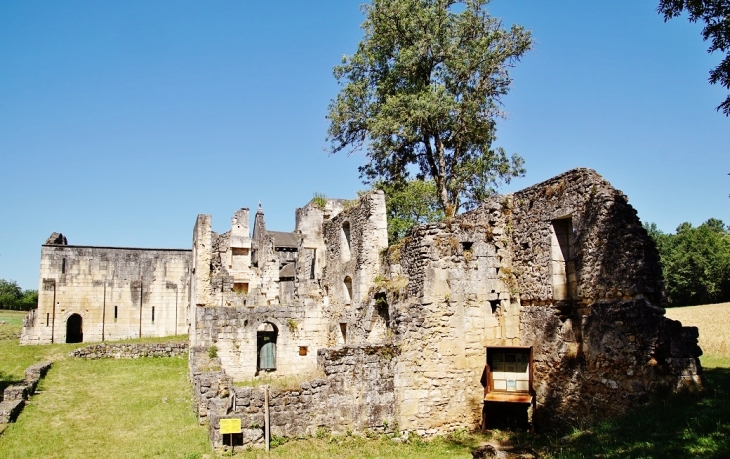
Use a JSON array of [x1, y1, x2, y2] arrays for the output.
[[1, 1, 728, 290]]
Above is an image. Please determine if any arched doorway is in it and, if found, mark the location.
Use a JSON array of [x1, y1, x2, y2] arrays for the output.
[[257, 322, 278, 372], [66, 314, 83, 343]]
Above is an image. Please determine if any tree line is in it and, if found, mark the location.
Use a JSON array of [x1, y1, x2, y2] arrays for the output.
[[645, 218, 730, 306], [0, 279, 38, 311]]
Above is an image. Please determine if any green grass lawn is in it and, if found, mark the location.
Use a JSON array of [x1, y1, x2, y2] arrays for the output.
[[0, 357, 210, 459], [0, 309, 209, 459]]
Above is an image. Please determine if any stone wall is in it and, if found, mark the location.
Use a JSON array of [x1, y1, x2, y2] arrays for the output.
[[186, 167, 700, 442], [0, 362, 52, 425], [321, 191, 388, 345], [193, 305, 328, 380], [22, 244, 191, 345], [190, 344, 397, 451], [361, 168, 702, 433], [509, 168, 663, 305], [70, 342, 188, 359]]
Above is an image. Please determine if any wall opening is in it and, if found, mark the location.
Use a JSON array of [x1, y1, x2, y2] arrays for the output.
[[61, 258, 66, 274], [233, 282, 249, 294], [343, 276, 353, 304], [299, 346, 308, 356], [46, 313, 50, 326], [257, 322, 278, 372], [66, 314, 83, 343], [151, 306, 155, 323], [369, 293, 390, 342], [114, 306, 118, 322], [310, 249, 316, 279], [550, 218, 575, 300], [339, 323, 348, 344], [341, 221, 351, 262], [489, 300, 500, 316]]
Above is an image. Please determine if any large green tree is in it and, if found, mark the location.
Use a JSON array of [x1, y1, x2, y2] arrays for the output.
[[645, 219, 730, 305], [376, 179, 444, 243], [0, 279, 37, 311], [658, 0, 730, 115], [327, 0, 532, 217]]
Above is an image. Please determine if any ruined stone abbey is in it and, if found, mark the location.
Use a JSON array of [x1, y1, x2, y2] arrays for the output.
[[21, 168, 702, 446]]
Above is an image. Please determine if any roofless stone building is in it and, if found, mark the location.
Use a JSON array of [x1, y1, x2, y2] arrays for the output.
[[21, 168, 702, 447]]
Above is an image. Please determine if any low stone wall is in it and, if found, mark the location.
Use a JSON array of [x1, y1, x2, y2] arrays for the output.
[[0, 361, 52, 426], [191, 344, 398, 451], [70, 342, 188, 359]]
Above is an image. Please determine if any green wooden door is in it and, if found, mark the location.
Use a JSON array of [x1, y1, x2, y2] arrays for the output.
[[258, 332, 277, 370]]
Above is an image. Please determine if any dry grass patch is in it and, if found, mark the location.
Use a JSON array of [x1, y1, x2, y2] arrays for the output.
[[665, 302, 730, 356]]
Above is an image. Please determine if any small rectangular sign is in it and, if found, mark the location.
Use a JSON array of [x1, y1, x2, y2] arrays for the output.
[[220, 418, 242, 434]]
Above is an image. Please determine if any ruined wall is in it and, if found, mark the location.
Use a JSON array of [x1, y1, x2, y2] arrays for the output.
[[509, 168, 663, 305], [522, 298, 701, 426], [367, 168, 700, 432], [188, 168, 698, 439], [293, 198, 346, 301], [193, 306, 328, 380], [321, 191, 388, 345], [384, 206, 517, 433], [22, 244, 191, 345], [70, 342, 188, 359], [190, 345, 397, 451]]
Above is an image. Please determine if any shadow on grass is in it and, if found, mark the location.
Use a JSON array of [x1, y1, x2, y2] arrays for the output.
[[531, 367, 730, 459], [0, 370, 23, 396]]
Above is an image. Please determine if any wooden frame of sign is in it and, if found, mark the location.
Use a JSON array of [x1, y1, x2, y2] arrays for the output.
[[482, 346, 535, 433]]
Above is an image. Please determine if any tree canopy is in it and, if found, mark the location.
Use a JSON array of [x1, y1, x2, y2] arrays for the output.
[[0, 279, 37, 311], [645, 219, 730, 306], [658, 0, 730, 116], [375, 178, 444, 243], [327, 0, 532, 217]]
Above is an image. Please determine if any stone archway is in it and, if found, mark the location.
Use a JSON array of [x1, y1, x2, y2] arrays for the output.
[[66, 313, 83, 343]]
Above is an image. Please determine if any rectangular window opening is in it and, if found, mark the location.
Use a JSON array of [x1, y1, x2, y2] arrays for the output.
[[550, 217, 575, 300], [489, 300, 500, 315], [46, 313, 50, 326], [151, 306, 155, 323], [61, 258, 66, 274], [233, 282, 249, 294], [114, 306, 118, 322], [299, 346, 308, 356]]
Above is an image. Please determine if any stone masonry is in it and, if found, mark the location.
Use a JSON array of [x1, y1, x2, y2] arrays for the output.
[[22, 240, 191, 345], [22, 166, 702, 448]]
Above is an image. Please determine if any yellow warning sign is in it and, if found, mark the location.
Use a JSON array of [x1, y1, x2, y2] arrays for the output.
[[220, 418, 242, 434]]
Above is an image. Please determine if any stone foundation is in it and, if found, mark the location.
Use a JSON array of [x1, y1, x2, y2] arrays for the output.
[[191, 344, 398, 450]]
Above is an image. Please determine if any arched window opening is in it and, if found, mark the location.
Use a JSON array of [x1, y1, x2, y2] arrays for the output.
[[257, 322, 278, 372], [66, 314, 83, 343], [343, 276, 353, 304]]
